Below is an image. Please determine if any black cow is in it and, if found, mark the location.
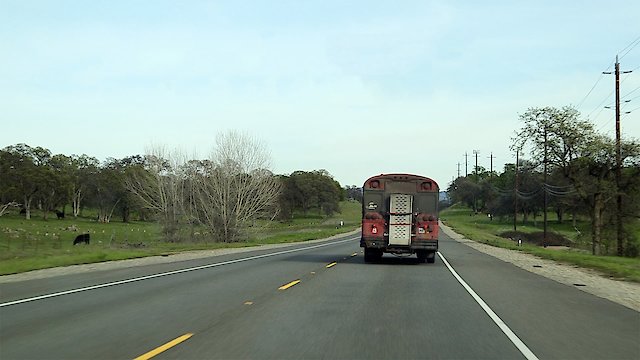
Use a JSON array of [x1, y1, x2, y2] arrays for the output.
[[55, 210, 65, 219], [73, 233, 90, 245]]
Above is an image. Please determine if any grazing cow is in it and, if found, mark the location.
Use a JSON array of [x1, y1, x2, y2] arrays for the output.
[[73, 233, 90, 245], [55, 210, 65, 219]]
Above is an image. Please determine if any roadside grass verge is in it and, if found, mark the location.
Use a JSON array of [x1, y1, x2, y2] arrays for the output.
[[0, 200, 362, 275], [440, 204, 640, 283]]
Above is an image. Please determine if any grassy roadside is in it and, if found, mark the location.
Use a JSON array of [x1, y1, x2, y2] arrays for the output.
[[0, 200, 362, 275], [440, 204, 640, 283]]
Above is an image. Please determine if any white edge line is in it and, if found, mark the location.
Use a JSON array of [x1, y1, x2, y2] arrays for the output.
[[0, 236, 358, 308], [437, 251, 539, 360]]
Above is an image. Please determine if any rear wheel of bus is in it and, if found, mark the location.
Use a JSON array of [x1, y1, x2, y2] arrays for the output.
[[417, 250, 436, 264], [416, 250, 427, 263], [364, 248, 382, 263]]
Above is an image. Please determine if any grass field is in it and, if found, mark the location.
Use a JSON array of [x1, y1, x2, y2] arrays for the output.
[[440, 204, 640, 282], [0, 200, 362, 275]]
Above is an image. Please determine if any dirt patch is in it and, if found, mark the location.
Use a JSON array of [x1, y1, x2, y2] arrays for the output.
[[500, 230, 572, 246]]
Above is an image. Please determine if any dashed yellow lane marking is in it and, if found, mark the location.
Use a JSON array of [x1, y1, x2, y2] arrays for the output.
[[134, 333, 193, 360], [351, 253, 358, 257], [326, 262, 337, 268], [244, 301, 254, 305], [278, 280, 301, 290]]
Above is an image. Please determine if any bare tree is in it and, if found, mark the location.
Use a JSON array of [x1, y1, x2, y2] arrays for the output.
[[0, 202, 20, 217], [195, 131, 281, 242], [125, 146, 189, 241], [125, 133, 280, 243]]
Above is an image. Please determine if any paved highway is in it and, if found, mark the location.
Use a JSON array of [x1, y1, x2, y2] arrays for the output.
[[1, 230, 638, 359]]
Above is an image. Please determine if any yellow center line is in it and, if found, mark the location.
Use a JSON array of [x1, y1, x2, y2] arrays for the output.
[[134, 333, 193, 360], [278, 279, 301, 290], [351, 253, 358, 257], [326, 262, 337, 268]]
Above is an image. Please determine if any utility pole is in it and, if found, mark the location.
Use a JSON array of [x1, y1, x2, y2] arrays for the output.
[[514, 151, 519, 232], [604, 55, 632, 256], [473, 150, 480, 178], [464, 152, 468, 177], [543, 126, 548, 248], [473, 150, 480, 214], [488, 152, 495, 176], [457, 162, 461, 178]]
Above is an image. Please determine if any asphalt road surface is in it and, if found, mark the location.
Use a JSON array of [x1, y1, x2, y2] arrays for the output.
[[1, 230, 638, 359]]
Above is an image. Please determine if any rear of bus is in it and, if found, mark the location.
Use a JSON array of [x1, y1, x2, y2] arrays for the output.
[[360, 173, 439, 263]]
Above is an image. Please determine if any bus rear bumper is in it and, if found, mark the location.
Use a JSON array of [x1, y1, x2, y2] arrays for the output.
[[360, 238, 438, 251], [410, 239, 438, 251], [360, 237, 386, 249]]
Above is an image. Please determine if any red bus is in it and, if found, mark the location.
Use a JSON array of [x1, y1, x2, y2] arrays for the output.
[[360, 173, 440, 263]]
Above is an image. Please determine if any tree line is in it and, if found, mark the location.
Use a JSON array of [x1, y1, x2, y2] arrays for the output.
[[0, 132, 348, 242], [448, 106, 640, 257]]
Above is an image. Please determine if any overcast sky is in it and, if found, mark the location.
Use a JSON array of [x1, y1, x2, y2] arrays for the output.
[[1, 1, 639, 188]]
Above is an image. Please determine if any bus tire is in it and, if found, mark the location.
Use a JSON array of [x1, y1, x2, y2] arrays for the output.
[[364, 248, 382, 263], [416, 250, 427, 263], [364, 248, 375, 263]]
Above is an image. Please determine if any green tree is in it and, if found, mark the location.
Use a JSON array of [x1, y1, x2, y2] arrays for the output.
[[514, 106, 640, 255], [447, 176, 481, 212], [0, 144, 51, 219], [285, 170, 342, 217], [86, 158, 128, 223], [68, 154, 100, 218], [566, 136, 640, 255], [277, 175, 295, 221], [344, 185, 363, 203], [37, 153, 72, 220]]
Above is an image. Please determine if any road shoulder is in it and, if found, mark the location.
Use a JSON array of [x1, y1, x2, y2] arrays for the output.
[[440, 222, 640, 312]]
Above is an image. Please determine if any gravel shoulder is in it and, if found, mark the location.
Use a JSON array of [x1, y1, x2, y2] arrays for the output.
[[440, 222, 640, 312]]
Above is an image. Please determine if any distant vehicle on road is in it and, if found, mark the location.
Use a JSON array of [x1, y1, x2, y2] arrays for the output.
[[360, 173, 440, 263]]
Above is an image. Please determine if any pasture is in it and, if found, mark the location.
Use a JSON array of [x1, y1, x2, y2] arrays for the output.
[[0, 200, 362, 275], [440, 204, 640, 282]]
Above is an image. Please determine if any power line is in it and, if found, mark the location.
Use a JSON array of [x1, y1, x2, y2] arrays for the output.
[[593, 106, 615, 134], [620, 69, 635, 84], [619, 35, 640, 60], [576, 73, 607, 110], [589, 68, 633, 125], [576, 59, 615, 111], [580, 36, 639, 119], [624, 94, 640, 103], [622, 104, 640, 114], [594, 62, 635, 133], [622, 85, 640, 99], [587, 88, 615, 119], [543, 183, 575, 190]]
